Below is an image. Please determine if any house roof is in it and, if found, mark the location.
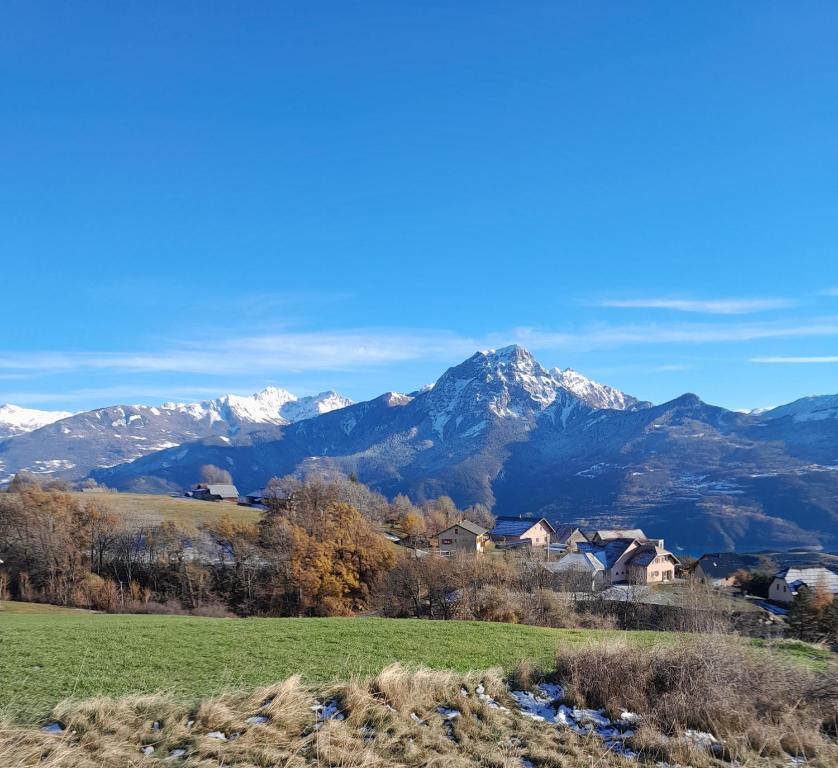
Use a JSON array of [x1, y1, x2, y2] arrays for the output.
[[552, 524, 583, 542], [776, 567, 838, 594], [490, 516, 556, 538], [546, 552, 605, 573], [592, 528, 648, 542], [203, 484, 239, 498], [626, 544, 677, 567], [440, 520, 488, 537], [696, 552, 762, 579], [578, 538, 636, 569]]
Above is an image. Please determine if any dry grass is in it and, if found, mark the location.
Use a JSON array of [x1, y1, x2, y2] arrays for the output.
[[65, 492, 260, 529], [1, 647, 835, 767], [0, 665, 634, 768], [553, 636, 838, 765]]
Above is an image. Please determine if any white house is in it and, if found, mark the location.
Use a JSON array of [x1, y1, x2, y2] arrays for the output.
[[769, 566, 838, 604]]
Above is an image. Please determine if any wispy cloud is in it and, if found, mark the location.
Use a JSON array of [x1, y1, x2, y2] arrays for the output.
[[597, 297, 794, 314], [2, 319, 838, 379], [750, 356, 838, 364]]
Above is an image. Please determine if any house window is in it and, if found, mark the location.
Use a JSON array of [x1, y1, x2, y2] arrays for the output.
[[442, 539, 453, 545]]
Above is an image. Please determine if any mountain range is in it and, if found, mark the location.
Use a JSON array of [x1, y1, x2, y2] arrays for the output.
[[0, 388, 351, 482], [3, 345, 837, 553]]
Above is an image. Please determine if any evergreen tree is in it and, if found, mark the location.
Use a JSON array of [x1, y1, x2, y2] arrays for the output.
[[787, 587, 819, 642]]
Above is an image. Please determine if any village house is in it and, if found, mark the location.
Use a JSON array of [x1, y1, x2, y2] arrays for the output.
[[240, 488, 267, 506], [769, 566, 838, 604], [550, 525, 589, 553], [436, 520, 489, 557], [545, 550, 605, 589], [191, 483, 240, 502], [694, 552, 762, 587], [576, 537, 678, 585], [489, 516, 556, 548]]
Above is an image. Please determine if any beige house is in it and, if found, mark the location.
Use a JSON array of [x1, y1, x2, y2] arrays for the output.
[[577, 538, 678, 585], [623, 543, 678, 584], [489, 517, 555, 548], [769, 566, 838, 604], [551, 525, 589, 553], [436, 520, 489, 557]]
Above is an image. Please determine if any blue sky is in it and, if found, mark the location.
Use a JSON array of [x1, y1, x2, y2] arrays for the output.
[[1, 2, 837, 412]]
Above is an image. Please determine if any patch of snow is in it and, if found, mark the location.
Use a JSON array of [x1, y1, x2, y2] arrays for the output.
[[0, 405, 74, 438], [246, 715, 270, 725], [312, 699, 344, 728], [764, 394, 838, 423]]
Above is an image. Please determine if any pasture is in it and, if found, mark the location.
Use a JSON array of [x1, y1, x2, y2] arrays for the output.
[[1, 609, 663, 722]]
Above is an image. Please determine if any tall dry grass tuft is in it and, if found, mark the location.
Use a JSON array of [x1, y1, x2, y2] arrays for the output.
[[553, 635, 838, 763], [0, 654, 834, 767]]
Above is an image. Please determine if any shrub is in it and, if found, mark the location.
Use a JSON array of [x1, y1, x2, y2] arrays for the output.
[[553, 636, 838, 762]]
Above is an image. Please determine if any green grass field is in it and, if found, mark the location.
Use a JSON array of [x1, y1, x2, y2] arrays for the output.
[[2, 607, 832, 724], [67, 492, 260, 529], [0, 608, 671, 723]]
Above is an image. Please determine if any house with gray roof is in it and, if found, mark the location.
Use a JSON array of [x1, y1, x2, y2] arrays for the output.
[[489, 516, 555, 548], [769, 566, 838, 604], [551, 525, 589, 553], [589, 528, 649, 545], [576, 537, 678, 585], [545, 551, 606, 589], [694, 552, 762, 586], [436, 520, 489, 557], [192, 483, 240, 502]]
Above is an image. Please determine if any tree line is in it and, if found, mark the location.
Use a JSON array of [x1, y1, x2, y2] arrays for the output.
[[1, 471, 835, 641]]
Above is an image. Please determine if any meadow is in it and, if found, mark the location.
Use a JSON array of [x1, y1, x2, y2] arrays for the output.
[[1, 603, 832, 725], [67, 492, 260, 529]]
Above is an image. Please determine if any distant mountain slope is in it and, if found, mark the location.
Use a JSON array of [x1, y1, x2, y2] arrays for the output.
[[93, 346, 639, 498], [92, 347, 838, 553], [0, 388, 351, 483], [0, 404, 73, 439]]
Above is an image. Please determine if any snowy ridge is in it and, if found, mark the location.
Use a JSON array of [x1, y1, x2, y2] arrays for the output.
[[764, 394, 838, 423], [160, 387, 352, 427], [551, 367, 641, 410], [0, 404, 74, 439], [420, 346, 641, 441], [0, 387, 353, 483]]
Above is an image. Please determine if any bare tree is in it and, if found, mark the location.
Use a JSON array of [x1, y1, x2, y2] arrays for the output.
[[200, 464, 233, 484]]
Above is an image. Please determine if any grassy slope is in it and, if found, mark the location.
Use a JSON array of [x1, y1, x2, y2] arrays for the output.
[[2, 609, 832, 724], [0, 612, 666, 722], [67, 492, 260, 529], [0, 601, 92, 615]]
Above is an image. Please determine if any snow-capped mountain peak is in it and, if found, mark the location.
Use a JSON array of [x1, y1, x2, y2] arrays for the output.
[[0, 404, 74, 439], [551, 367, 641, 410], [161, 387, 352, 427], [279, 390, 353, 422], [221, 386, 298, 424]]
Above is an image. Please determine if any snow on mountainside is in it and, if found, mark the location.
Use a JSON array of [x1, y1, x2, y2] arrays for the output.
[[160, 387, 352, 427], [0, 387, 352, 483], [763, 394, 838, 422], [419, 346, 640, 438], [0, 405, 73, 438], [91, 346, 838, 553], [551, 367, 645, 410], [279, 391, 354, 422]]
